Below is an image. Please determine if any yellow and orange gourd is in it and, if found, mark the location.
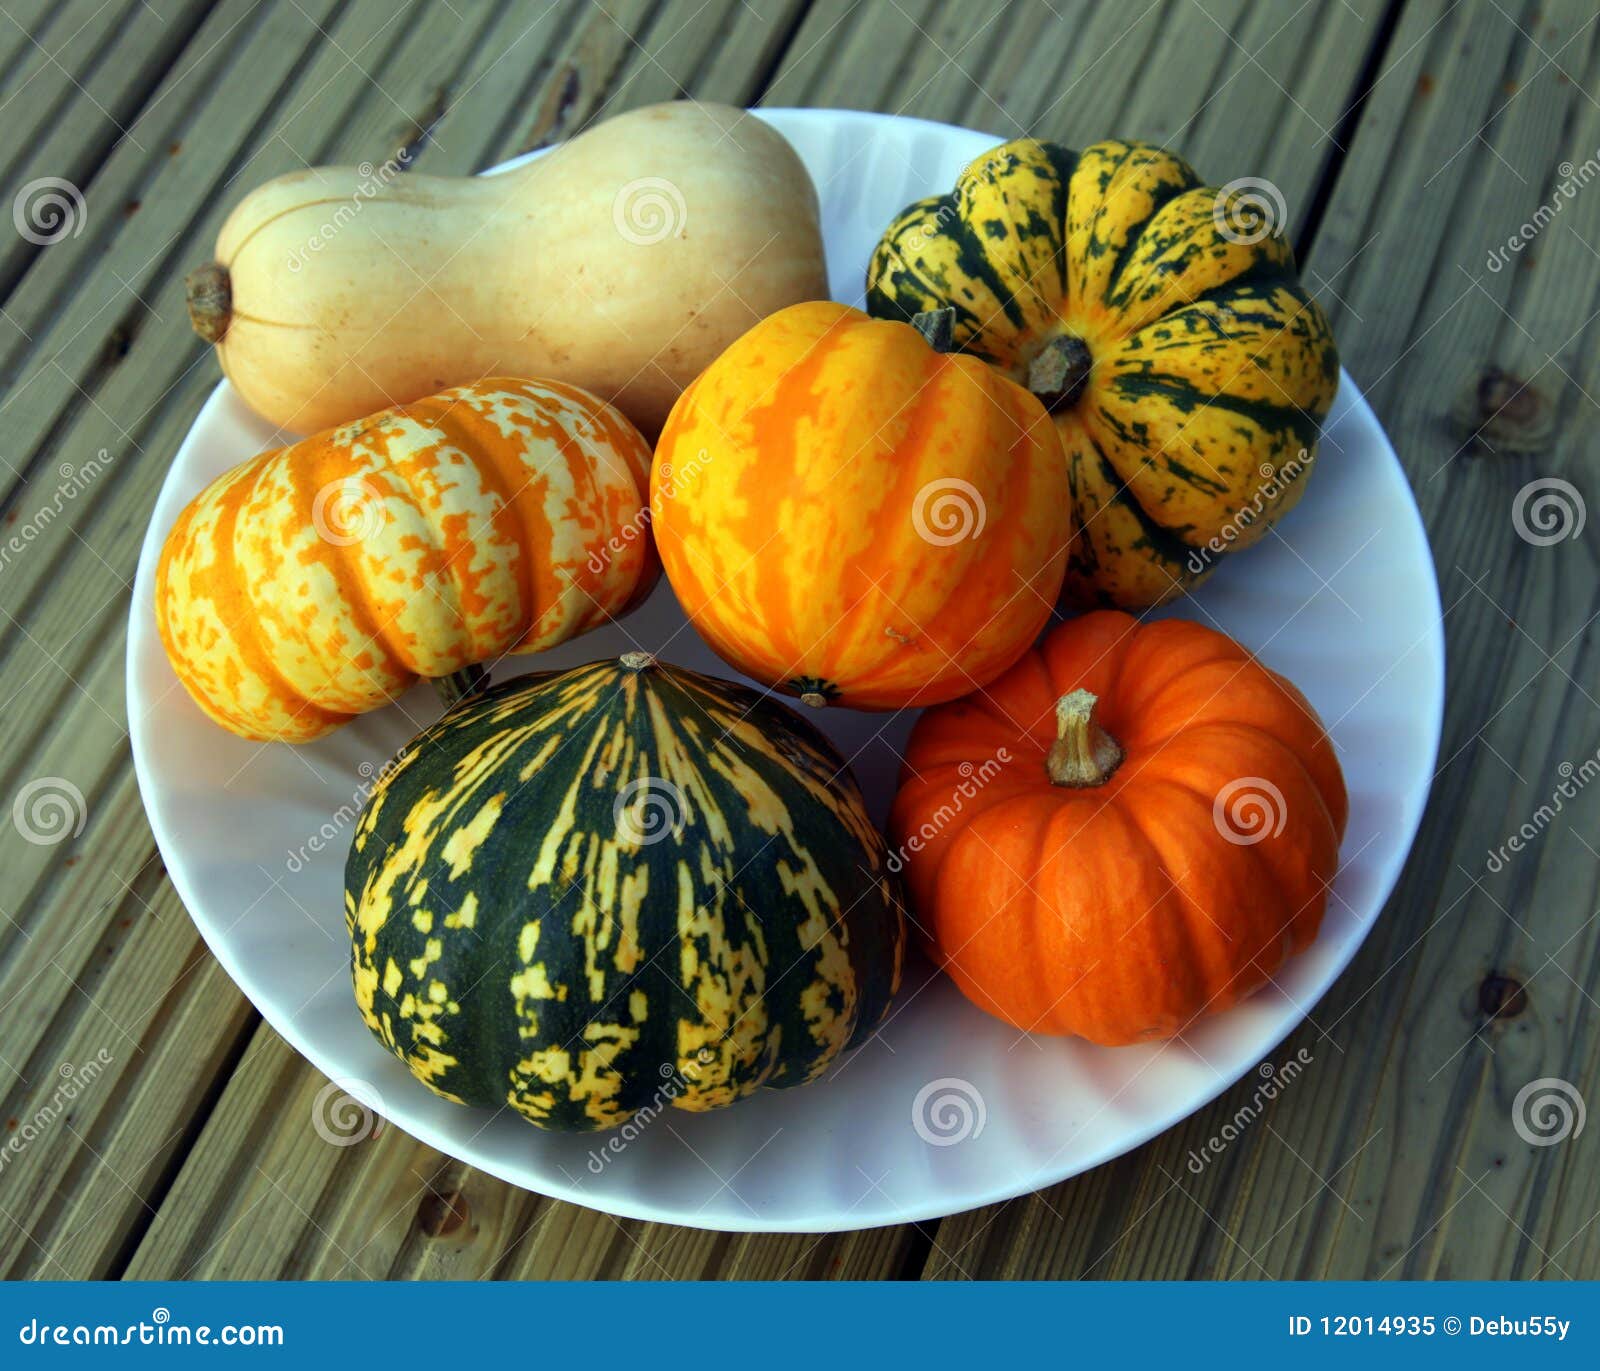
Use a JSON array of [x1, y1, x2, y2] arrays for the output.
[[157, 378, 655, 742], [650, 300, 1076, 710]]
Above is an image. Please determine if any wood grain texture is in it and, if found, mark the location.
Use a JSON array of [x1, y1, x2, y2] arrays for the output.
[[3, 0, 1598, 1282]]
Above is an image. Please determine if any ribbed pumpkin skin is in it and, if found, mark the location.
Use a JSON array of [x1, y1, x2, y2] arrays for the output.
[[156, 379, 656, 742], [889, 611, 1348, 1045], [345, 656, 907, 1131], [651, 300, 1074, 710], [866, 139, 1340, 609]]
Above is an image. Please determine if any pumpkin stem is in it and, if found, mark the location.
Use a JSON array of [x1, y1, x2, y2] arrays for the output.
[[909, 306, 957, 354], [1046, 689, 1123, 787], [620, 651, 656, 671], [186, 261, 232, 343], [1027, 335, 1092, 412], [433, 664, 488, 710], [787, 675, 838, 708]]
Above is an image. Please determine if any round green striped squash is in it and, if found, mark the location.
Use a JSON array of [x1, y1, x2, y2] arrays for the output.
[[866, 137, 1340, 609], [345, 652, 907, 1132]]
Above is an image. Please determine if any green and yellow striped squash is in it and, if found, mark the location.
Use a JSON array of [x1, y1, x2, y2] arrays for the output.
[[866, 138, 1340, 608], [345, 653, 906, 1132]]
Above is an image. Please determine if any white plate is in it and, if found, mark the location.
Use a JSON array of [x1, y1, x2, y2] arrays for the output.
[[128, 109, 1443, 1233]]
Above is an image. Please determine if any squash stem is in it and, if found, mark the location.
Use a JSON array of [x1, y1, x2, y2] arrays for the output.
[[1046, 689, 1123, 787], [1027, 335, 1092, 411], [185, 261, 232, 343], [909, 306, 957, 354], [433, 664, 488, 711]]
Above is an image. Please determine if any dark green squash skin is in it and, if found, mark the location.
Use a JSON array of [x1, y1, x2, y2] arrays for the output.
[[345, 655, 906, 1132]]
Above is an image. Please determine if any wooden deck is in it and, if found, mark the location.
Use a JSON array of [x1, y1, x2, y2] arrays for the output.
[[2, 0, 1598, 1280]]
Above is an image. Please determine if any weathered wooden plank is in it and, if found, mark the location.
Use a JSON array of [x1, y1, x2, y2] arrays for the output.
[[0, 1, 218, 301], [1240, 0, 1600, 1280], [0, 766, 255, 1279], [121, 1028, 382, 1279]]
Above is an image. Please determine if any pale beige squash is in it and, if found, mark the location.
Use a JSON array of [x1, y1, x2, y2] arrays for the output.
[[187, 102, 828, 435]]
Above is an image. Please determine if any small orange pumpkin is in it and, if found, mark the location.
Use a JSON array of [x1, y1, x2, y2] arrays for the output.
[[157, 378, 655, 742], [889, 610, 1347, 1044], [650, 301, 1074, 710]]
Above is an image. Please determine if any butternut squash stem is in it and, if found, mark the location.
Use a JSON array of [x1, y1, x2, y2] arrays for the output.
[[185, 261, 232, 343], [1028, 335, 1092, 411], [433, 664, 488, 710], [1046, 689, 1123, 787], [909, 306, 957, 353]]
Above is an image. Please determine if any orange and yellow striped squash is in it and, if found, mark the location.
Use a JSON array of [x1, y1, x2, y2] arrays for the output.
[[867, 138, 1340, 609], [156, 378, 656, 742], [650, 301, 1075, 711]]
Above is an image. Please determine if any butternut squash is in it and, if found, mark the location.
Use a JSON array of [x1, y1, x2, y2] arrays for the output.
[[186, 102, 827, 435]]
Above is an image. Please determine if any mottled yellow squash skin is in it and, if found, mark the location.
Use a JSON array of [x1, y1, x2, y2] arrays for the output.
[[156, 378, 656, 742], [867, 138, 1340, 608], [345, 655, 906, 1132]]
